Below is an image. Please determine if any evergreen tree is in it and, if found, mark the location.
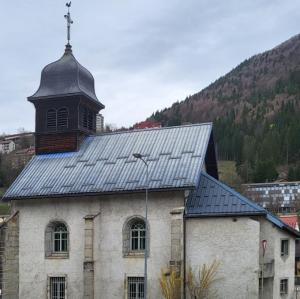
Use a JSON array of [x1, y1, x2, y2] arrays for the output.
[[252, 160, 278, 183]]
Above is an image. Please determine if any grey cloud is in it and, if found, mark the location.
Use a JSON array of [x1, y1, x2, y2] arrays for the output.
[[0, 0, 300, 132]]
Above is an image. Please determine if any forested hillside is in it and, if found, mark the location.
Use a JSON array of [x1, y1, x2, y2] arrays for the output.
[[150, 34, 300, 183]]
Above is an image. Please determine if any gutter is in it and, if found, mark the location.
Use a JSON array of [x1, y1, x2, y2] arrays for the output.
[[185, 211, 300, 238], [2, 186, 195, 202], [184, 211, 267, 218], [282, 225, 300, 238]]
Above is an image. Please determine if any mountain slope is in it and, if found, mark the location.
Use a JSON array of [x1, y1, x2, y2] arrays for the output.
[[150, 34, 300, 183]]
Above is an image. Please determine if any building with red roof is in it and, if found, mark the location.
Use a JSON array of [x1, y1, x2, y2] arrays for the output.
[[279, 214, 299, 231], [133, 120, 161, 129]]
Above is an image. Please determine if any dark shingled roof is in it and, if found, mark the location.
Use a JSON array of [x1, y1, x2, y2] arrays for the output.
[[185, 172, 300, 237], [186, 172, 266, 217], [28, 45, 104, 108]]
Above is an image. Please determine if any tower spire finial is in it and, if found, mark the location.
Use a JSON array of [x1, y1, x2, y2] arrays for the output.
[[64, 2, 73, 47]]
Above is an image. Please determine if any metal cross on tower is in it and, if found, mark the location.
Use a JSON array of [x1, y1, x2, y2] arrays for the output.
[[64, 2, 73, 45]]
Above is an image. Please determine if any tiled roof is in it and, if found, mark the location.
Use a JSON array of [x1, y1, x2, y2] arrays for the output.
[[185, 172, 300, 237], [279, 215, 299, 231], [3, 123, 212, 200], [186, 172, 266, 216]]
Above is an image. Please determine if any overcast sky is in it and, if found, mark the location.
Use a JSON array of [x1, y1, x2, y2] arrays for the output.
[[0, 0, 300, 134]]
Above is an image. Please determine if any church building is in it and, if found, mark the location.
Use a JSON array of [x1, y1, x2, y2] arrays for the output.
[[1, 7, 299, 299]]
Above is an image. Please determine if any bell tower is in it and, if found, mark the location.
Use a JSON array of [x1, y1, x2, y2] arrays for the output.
[[28, 3, 104, 154]]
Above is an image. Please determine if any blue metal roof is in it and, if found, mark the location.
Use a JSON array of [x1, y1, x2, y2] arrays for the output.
[[185, 172, 300, 237], [186, 172, 266, 216], [3, 123, 212, 200]]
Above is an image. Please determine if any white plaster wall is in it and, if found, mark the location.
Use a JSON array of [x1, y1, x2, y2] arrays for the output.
[[14, 190, 184, 299], [15, 197, 101, 299], [93, 191, 184, 299], [186, 217, 260, 299], [260, 218, 296, 299]]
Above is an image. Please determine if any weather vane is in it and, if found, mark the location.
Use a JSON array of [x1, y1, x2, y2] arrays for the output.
[[64, 2, 73, 45]]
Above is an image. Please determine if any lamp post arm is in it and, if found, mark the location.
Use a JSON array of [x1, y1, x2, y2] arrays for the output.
[[132, 153, 149, 298]]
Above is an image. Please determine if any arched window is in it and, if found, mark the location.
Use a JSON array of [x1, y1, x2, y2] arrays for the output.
[[130, 221, 145, 251], [123, 216, 148, 257], [47, 109, 57, 130], [45, 221, 69, 258], [57, 108, 69, 129]]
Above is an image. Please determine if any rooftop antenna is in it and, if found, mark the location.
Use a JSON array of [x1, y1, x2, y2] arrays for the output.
[[64, 2, 73, 46]]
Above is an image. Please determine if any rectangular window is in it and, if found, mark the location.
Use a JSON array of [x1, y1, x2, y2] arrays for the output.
[[281, 239, 289, 256], [280, 279, 288, 295], [128, 277, 144, 299], [49, 276, 66, 299], [131, 230, 139, 250], [53, 231, 68, 252]]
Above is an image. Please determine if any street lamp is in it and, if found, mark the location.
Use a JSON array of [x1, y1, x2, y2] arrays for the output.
[[133, 153, 149, 299], [261, 240, 267, 298]]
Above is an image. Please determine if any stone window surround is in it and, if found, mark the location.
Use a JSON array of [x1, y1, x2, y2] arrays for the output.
[[124, 274, 145, 299], [123, 215, 149, 258], [45, 220, 70, 259]]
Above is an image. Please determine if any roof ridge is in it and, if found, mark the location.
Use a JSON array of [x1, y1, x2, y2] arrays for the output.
[[96, 122, 213, 137], [193, 125, 213, 188]]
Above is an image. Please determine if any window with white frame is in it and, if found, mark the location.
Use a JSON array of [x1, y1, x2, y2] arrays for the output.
[[48, 276, 66, 299], [45, 221, 69, 258], [281, 239, 289, 257], [127, 277, 144, 299], [280, 278, 288, 295], [130, 221, 146, 251], [53, 223, 68, 252]]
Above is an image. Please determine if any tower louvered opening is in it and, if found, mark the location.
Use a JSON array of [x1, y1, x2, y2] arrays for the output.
[[80, 107, 88, 128], [88, 110, 94, 130], [80, 106, 96, 132], [47, 109, 57, 130], [57, 108, 69, 129]]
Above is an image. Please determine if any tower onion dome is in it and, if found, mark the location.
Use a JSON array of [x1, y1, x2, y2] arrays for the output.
[[28, 45, 104, 109]]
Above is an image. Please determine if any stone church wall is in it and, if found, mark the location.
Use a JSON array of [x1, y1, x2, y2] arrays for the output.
[[14, 191, 185, 299]]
